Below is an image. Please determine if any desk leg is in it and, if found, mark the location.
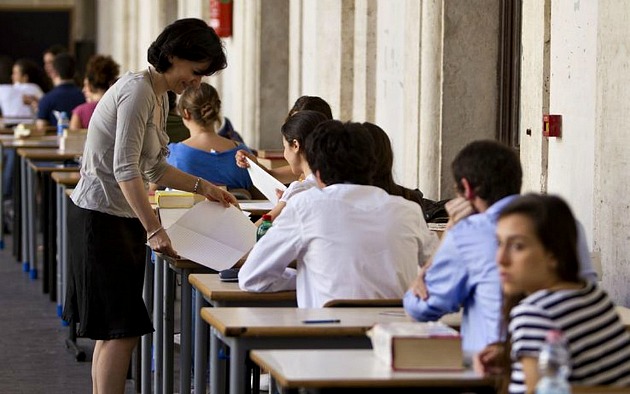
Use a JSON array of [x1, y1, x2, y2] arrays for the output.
[[0, 143, 4, 250], [180, 268, 192, 394], [194, 289, 208, 394], [141, 248, 153, 394], [153, 254, 163, 394], [230, 341, 248, 394], [162, 258, 174, 394], [56, 183, 63, 317], [210, 327, 226, 394], [27, 163, 37, 280], [20, 156, 29, 273]]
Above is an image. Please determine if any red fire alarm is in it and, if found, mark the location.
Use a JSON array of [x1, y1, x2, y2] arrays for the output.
[[543, 114, 562, 138], [209, 0, 233, 38]]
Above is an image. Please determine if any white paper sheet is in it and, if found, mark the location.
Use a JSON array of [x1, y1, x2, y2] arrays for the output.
[[163, 200, 257, 270], [246, 157, 287, 205], [239, 200, 275, 212]]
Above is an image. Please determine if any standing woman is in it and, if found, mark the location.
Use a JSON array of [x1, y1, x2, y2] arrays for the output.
[[63, 19, 237, 394]]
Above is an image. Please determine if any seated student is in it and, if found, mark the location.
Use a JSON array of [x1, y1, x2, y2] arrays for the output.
[[402, 140, 598, 362], [36, 53, 85, 128], [165, 82, 253, 190], [0, 57, 48, 119], [238, 120, 437, 307], [259, 110, 328, 224], [362, 122, 442, 219], [478, 194, 630, 394], [70, 54, 119, 129], [235, 95, 333, 184]]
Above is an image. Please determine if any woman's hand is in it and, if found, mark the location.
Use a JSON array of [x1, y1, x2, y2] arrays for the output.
[[235, 149, 257, 168], [198, 179, 239, 207], [148, 227, 178, 258]]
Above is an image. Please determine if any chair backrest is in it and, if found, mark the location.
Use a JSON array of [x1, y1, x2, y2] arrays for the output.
[[572, 386, 630, 393], [323, 298, 403, 308]]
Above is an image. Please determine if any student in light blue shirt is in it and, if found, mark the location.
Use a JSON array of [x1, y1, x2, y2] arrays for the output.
[[403, 140, 598, 361]]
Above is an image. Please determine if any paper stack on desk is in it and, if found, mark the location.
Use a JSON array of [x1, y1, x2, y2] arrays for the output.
[[368, 321, 463, 371], [164, 200, 257, 270]]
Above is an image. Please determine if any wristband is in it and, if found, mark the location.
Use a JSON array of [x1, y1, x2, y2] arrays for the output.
[[192, 177, 201, 194], [147, 225, 163, 241]]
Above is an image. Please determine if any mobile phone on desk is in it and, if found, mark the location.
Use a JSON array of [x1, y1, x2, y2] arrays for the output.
[[219, 268, 240, 282]]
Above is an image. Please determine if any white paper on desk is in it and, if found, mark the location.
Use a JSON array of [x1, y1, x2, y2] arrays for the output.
[[246, 157, 287, 205], [165, 200, 257, 271], [239, 200, 274, 212], [157, 208, 189, 229]]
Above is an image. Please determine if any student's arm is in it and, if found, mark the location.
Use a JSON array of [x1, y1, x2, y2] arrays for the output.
[[69, 112, 81, 130], [239, 203, 303, 292], [403, 231, 469, 321], [254, 201, 286, 227], [520, 357, 540, 394]]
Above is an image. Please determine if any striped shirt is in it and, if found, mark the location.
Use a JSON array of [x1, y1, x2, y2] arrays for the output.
[[508, 283, 630, 394]]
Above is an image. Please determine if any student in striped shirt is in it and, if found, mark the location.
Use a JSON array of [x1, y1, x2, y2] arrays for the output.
[[483, 194, 630, 394]]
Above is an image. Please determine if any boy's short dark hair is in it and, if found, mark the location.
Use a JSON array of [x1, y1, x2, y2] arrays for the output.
[[451, 140, 522, 205], [305, 120, 375, 186], [147, 18, 227, 76], [52, 53, 76, 80]]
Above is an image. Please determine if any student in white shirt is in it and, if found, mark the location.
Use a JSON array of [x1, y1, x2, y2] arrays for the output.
[[239, 120, 437, 307]]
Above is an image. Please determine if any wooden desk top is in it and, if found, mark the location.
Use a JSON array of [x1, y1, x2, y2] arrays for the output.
[[1, 136, 58, 149], [200, 307, 413, 337], [28, 160, 80, 173], [250, 349, 495, 390], [188, 273, 296, 304], [160, 253, 217, 271], [17, 148, 82, 160], [51, 171, 80, 187]]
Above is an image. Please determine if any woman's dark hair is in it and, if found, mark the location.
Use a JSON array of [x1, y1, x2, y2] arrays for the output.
[[280, 110, 328, 153], [85, 54, 119, 91], [362, 122, 424, 208], [496, 193, 581, 393], [147, 18, 227, 76], [499, 193, 580, 284], [305, 120, 375, 186], [14, 58, 51, 92], [177, 82, 222, 128], [286, 95, 333, 121]]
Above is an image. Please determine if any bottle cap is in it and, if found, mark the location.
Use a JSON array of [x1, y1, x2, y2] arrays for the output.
[[262, 214, 272, 221]]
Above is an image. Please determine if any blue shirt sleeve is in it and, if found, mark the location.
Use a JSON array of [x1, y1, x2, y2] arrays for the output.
[[403, 230, 469, 321]]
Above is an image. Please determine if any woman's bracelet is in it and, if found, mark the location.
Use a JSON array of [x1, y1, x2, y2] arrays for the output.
[[147, 225, 164, 241], [192, 177, 201, 194]]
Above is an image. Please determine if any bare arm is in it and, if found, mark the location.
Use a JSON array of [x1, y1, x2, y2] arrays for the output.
[[119, 177, 177, 257], [156, 165, 238, 207], [521, 357, 540, 394], [69, 113, 82, 130]]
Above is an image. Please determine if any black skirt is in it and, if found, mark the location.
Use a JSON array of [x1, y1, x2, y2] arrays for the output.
[[62, 202, 154, 340]]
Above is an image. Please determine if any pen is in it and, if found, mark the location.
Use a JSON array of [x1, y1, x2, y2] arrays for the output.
[[302, 319, 341, 324]]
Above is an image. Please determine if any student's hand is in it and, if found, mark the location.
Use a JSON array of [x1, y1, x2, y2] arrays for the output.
[[275, 188, 285, 200], [235, 149, 257, 168], [409, 262, 432, 300], [445, 196, 475, 229], [473, 343, 504, 375], [149, 228, 178, 258], [199, 180, 239, 207], [22, 94, 37, 105]]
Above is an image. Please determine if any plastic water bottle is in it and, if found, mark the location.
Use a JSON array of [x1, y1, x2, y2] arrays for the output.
[[256, 214, 273, 241], [57, 111, 69, 137], [535, 330, 571, 394]]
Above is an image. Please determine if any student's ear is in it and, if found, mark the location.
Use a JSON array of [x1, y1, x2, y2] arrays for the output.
[[291, 139, 300, 152], [461, 178, 475, 201], [181, 108, 191, 120]]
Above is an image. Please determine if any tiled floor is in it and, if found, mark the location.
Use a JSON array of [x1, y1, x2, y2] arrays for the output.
[[0, 234, 138, 394]]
